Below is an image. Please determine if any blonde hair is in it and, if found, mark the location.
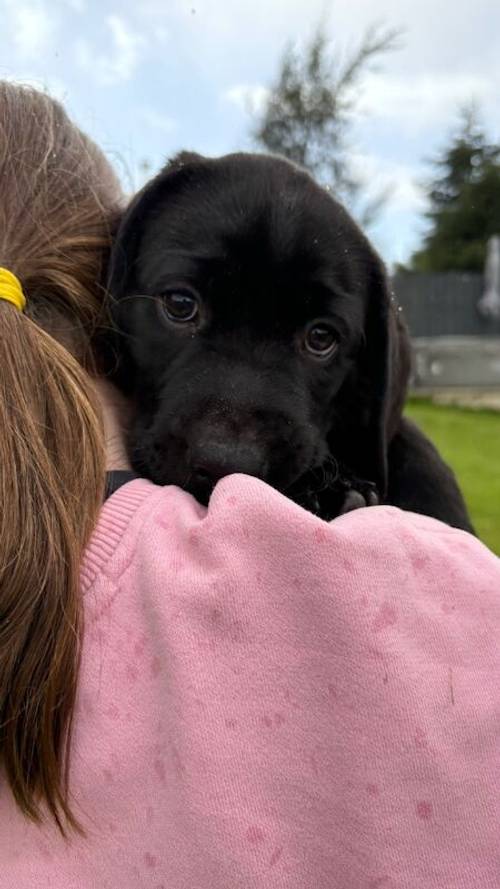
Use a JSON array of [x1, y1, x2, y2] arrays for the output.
[[0, 81, 123, 835]]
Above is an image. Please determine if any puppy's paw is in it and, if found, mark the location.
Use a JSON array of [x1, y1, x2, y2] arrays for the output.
[[287, 465, 379, 519], [318, 469, 379, 519], [339, 485, 379, 515]]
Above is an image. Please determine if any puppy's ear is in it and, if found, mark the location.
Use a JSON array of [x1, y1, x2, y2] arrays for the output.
[[170, 150, 206, 168], [102, 152, 209, 383], [358, 259, 392, 499], [107, 151, 207, 301], [332, 257, 399, 500]]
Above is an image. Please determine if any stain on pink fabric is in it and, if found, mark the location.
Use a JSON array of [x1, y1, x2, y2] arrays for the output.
[[372, 602, 397, 632], [269, 845, 283, 867], [134, 635, 147, 658], [156, 516, 170, 531], [172, 744, 186, 777], [153, 759, 166, 785], [415, 728, 429, 750], [410, 553, 431, 571], [246, 825, 266, 845], [105, 702, 120, 720], [416, 800, 433, 820], [151, 656, 162, 677], [125, 663, 139, 683]]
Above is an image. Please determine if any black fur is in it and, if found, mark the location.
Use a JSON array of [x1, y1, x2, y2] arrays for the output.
[[105, 151, 474, 532]]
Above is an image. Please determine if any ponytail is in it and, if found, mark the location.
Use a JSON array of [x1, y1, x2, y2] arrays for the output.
[[0, 302, 105, 834], [0, 79, 122, 834]]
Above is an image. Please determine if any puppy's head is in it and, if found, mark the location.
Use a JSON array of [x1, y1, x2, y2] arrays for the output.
[[107, 152, 399, 505]]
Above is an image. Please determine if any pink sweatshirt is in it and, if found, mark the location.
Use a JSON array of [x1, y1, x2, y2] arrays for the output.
[[1, 476, 499, 888]]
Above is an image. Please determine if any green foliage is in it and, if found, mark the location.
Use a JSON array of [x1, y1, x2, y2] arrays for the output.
[[254, 24, 400, 225], [411, 107, 500, 272], [405, 399, 500, 554]]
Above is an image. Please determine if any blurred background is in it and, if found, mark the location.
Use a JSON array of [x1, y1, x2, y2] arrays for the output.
[[1, 0, 499, 551]]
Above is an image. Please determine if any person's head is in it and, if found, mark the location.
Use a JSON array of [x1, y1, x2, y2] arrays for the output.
[[0, 81, 123, 835]]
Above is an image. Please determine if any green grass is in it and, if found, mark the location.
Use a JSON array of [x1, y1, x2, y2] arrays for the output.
[[405, 400, 500, 555]]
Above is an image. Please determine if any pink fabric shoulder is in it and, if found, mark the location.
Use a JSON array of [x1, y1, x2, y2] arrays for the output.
[[1, 475, 499, 889]]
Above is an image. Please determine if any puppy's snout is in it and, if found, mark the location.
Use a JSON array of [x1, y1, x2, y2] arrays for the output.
[[190, 439, 268, 486]]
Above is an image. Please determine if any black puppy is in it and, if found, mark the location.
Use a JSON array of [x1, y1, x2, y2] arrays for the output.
[[105, 151, 474, 532]]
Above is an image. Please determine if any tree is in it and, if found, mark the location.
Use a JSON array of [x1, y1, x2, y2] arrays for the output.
[[253, 24, 400, 226], [410, 107, 500, 272]]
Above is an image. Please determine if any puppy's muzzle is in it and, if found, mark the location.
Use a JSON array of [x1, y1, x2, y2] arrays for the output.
[[189, 437, 268, 496]]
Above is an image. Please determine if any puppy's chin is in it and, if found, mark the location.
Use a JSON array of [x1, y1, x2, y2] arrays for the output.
[[131, 444, 310, 507], [184, 476, 214, 507], [128, 424, 188, 487], [129, 421, 329, 508]]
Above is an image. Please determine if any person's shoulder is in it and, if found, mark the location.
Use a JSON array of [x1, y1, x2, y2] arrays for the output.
[[83, 473, 499, 600], [81, 478, 163, 591]]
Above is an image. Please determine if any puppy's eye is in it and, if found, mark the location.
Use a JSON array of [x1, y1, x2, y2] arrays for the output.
[[304, 323, 338, 359], [161, 290, 199, 323]]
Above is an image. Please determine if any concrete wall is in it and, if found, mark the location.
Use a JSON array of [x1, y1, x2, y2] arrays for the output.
[[411, 337, 500, 389], [392, 272, 500, 338]]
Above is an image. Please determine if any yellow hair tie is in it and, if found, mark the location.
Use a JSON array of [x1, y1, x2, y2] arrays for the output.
[[0, 267, 26, 312]]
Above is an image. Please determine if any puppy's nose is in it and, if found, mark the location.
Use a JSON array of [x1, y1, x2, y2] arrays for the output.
[[191, 440, 267, 485]]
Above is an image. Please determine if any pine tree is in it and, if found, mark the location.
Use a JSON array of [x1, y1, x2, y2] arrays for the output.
[[411, 107, 500, 272], [254, 25, 399, 225]]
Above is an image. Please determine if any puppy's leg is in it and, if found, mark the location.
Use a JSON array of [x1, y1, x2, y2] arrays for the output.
[[295, 464, 380, 520], [387, 417, 475, 534]]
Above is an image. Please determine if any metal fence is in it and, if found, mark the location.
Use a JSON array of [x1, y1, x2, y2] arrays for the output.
[[391, 272, 500, 338], [391, 273, 500, 389]]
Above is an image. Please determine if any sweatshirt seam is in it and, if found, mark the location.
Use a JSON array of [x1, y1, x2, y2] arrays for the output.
[[80, 481, 164, 594]]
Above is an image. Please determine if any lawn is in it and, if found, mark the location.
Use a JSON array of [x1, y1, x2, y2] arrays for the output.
[[405, 399, 500, 556]]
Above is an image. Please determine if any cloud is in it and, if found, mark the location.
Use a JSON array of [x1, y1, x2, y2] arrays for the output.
[[346, 150, 428, 263], [140, 108, 178, 134], [4, 0, 57, 58], [349, 150, 426, 214], [76, 15, 145, 85], [223, 83, 270, 114], [153, 25, 169, 45], [356, 71, 496, 134]]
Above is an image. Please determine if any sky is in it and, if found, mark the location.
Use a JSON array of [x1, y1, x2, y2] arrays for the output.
[[1, 0, 499, 267]]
